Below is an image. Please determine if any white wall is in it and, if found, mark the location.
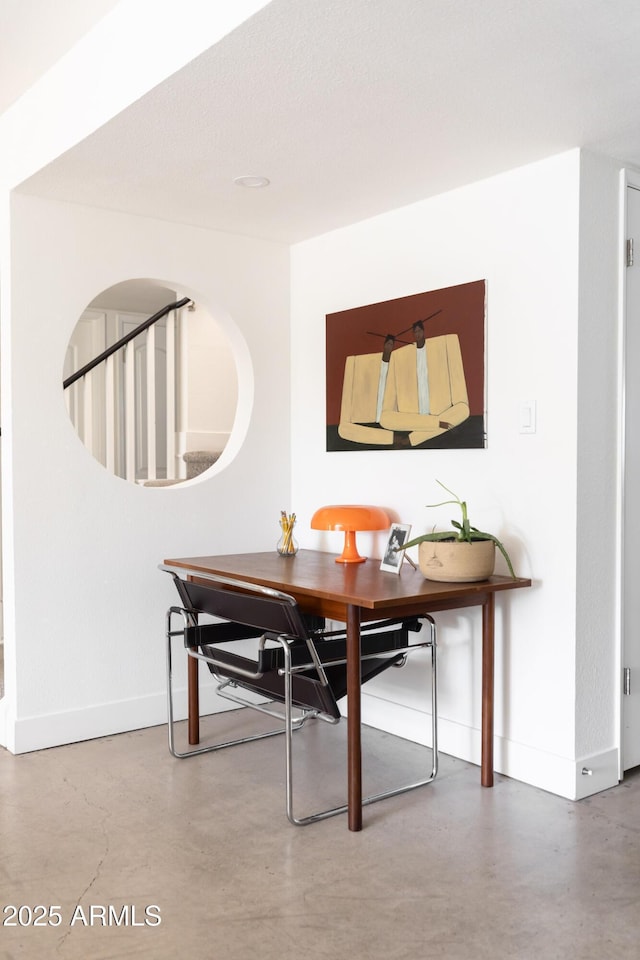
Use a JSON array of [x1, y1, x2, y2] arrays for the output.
[[0, 193, 290, 752], [184, 301, 238, 447], [291, 149, 621, 799]]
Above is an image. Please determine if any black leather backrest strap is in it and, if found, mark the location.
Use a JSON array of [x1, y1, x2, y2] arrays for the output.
[[177, 578, 308, 640]]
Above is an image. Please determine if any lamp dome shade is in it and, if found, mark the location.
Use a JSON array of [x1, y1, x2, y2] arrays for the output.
[[311, 505, 390, 563]]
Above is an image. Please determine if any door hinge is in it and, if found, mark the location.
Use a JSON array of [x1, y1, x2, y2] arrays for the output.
[[627, 238, 635, 267], [624, 666, 631, 695]]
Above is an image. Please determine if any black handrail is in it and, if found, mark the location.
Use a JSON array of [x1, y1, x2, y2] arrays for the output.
[[63, 297, 192, 390]]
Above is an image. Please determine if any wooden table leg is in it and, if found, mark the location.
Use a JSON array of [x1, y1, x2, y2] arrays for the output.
[[346, 604, 363, 831], [188, 651, 200, 745], [481, 592, 495, 787]]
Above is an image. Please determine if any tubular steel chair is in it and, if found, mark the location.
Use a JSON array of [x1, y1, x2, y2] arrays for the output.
[[161, 565, 438, 826]]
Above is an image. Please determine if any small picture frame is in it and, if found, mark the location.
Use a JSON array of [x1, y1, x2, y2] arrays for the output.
[[380, 522, 412, 574]]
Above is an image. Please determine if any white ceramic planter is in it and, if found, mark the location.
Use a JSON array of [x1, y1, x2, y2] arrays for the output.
[[418, 538, 495, 582]]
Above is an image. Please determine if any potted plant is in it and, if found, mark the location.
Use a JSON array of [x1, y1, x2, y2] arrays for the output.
[[401, 481, 517, 582]]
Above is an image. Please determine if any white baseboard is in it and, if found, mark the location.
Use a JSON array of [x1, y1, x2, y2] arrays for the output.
[[573, 748, 620, 799], [360, 691, 620, 801], [4, 683, 622, 803], [8, 681, 234, 755]]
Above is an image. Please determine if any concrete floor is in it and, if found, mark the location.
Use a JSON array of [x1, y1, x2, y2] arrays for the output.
[[1, 711, 639, 960]]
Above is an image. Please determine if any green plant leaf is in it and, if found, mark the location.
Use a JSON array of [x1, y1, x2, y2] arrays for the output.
[[470, 529, 516, 578], [434, 479, 459, 500], [401, 531, 459, 550]]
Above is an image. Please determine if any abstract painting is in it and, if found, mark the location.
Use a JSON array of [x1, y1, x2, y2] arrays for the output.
[[326, 280, 486, 451]]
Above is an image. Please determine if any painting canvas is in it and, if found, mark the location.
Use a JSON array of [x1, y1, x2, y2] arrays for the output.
[[326, 280, 486, 451]]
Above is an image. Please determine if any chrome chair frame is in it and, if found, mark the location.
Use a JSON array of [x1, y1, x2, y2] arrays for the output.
[[162, 565, 438, 826]]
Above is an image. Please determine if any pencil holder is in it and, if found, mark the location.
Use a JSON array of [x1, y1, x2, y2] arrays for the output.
[[277, 513, 298, 556]]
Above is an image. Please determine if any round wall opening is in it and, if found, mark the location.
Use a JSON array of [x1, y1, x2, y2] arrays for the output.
[[63, 279, 238, 485]]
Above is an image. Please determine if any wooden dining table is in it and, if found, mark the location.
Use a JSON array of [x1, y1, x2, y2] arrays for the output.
[[163, 549, 531, 831]]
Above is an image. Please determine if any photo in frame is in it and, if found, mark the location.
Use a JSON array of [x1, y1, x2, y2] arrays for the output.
[[326, 280, 486, 451], [380, 523, 412, 574]]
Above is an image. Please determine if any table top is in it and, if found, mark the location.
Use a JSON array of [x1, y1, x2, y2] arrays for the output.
[[163, 549, 531, 615]]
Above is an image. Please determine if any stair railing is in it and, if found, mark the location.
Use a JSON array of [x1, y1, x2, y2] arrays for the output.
[[64, 297, 192, 483]]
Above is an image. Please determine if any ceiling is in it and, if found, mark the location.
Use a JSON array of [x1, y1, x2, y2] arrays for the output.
[[11, 0, 640, 243], [0, 0, 120, 114]]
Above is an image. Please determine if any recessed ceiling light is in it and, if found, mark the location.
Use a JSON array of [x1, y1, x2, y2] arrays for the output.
[[233, 175, 270, 188]]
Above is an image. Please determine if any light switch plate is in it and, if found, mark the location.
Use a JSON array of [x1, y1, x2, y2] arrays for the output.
[[519, 400, 536, 434]]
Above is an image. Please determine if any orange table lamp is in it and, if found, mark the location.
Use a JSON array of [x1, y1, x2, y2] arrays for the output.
[[311, 504, 390, 563]]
